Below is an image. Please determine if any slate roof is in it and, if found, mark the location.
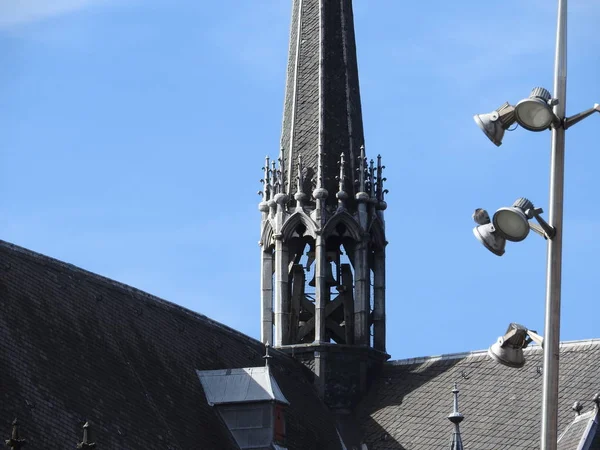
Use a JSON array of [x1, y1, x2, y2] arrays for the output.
[[0, 240, 342, 450], [557, 408, 599, 450], [280, 0, 365, 206], [358, 341, 600, 449]]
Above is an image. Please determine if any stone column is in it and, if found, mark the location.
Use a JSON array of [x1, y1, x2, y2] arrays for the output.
[[260, 248, 274, 344], [314, 233, 327, 343], [274, 235, 290, 346], [353, 237, 370, 346], [373, 248, 386, 352]]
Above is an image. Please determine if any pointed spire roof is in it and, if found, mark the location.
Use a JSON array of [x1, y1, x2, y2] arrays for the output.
[[280, 0, 365, 207]]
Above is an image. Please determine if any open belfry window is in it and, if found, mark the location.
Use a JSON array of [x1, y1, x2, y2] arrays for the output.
[[197, 344, 290, 450]]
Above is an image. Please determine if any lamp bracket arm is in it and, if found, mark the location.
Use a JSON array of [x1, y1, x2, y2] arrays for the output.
[[564, 104, 600, 130], [525, 208, 556, 240], [527, 329, 544, 347], [529, 222, 548, 240]]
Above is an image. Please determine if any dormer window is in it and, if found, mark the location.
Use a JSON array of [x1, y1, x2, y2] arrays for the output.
[[197, 345, 289, 450]]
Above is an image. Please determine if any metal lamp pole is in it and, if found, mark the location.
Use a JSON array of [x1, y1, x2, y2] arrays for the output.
[[542, 0, 567, 448]]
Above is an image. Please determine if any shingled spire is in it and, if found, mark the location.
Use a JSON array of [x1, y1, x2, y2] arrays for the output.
[[280, 0, 365, 207], [258, 0, 389, 409]]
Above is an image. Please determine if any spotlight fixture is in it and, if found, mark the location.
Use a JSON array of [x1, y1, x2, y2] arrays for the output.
[[472, 4, 600, 448], [493, 198, 534, 242], [514, 87, 559, 132], [473, 102, 516, 147], [488, 323, 543, 368], [472, 208, 505, 256], [472, 199, 556, 256]]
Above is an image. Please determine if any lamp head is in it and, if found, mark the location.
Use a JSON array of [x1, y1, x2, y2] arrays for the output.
[[488, 323, 538, 369], [473, 223, 506, 256], [492, 198, 534, 242], [473, 102, 516, 146], [515, 87, 557, 131], [488, 336, 526, 368]]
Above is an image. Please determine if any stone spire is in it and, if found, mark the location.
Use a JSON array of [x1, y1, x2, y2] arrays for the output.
[[448, 383, 465, 450], [257, 0, 389, 409], [280, 0, 365, 208]]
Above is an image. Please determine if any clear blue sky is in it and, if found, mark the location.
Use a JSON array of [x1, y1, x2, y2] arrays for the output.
[[1, 0, 599, 360]]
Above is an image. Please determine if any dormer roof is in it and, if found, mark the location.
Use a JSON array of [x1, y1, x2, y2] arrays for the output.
[[197, 367, 290, 406]]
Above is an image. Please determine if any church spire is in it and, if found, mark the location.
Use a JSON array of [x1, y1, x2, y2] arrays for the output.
[[257, 0, 389, 409], [280, 0, 365, 207]]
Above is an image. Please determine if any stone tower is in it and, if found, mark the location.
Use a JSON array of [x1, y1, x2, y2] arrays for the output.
[[258, 0, 389, 410]]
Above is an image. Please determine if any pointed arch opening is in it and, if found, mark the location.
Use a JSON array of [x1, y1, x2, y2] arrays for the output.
[[260, 220, 276, 251], [322, 211, 363, 242], [280, 212, 318, 242]]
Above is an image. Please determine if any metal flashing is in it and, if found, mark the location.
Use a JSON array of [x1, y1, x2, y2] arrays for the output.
[[387, 339, 600, 366], [197, 367, 290, 406]]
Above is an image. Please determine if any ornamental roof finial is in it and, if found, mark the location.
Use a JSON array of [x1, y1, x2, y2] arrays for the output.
[[336, 153, 348, 209], [295, 154, 307, 208], [263, 342, 273, 369], [376, 154, 388, 210], [76, 421, 97, 449], [448, 383, 464, 450], [5, 418, 26, 450], [277, 148, 285, 196], [368, 158, 375, 200], [258, 156, 271, 212]]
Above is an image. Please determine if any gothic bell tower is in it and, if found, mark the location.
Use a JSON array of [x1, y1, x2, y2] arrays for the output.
[[258, 0, 389, 409]]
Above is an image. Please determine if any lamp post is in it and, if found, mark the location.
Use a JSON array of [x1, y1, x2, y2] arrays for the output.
[[472, 1, 600, 449], [542, 1, 567, 449]]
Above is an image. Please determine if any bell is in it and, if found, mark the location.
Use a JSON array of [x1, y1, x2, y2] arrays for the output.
[[308, 260, 337, 287]]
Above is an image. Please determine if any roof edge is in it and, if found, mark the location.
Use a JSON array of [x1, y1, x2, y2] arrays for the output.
[[388, 339, 600, 366]]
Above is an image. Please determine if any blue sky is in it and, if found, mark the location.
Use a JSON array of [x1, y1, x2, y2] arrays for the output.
[[1, 0, 599, 360]]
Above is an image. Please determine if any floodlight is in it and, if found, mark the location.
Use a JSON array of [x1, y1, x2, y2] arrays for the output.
[[492, 198, 534, 242], [473, 102, 516, 146], [488, 323, 543, 368], [514, 87, 558, 131], [472, 209, 506, 256]]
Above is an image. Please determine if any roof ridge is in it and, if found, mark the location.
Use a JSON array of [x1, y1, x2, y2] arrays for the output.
[[0, 239, 264, 349], [388, 338, 600, 366]]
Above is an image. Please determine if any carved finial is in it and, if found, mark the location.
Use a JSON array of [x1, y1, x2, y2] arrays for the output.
[[277, 148, 285, 195], [336, 153, 348, 209], [271, 160, 279, 195], [357, 146, 366, 192], [355, 145, 369, 202], [259, 156, 271, 212], [76, 422, 96, 449], [376, 154, 388, 211], [294, 154, 307, 208], [572, 401, 583, 416], [368, 159, 375, 200], [312, 151, 328, 203], [448, 384, 464, 450], [296, 154, 304, 194], [263, 342, 273, 368], [5, 419, 26, 450], [264, 156, 271, 199], [449, 383, 464, 424]]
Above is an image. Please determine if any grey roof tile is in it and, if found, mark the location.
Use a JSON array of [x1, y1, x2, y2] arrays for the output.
[[359, 344, 600, 449], [0, 240, 342, 449]]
